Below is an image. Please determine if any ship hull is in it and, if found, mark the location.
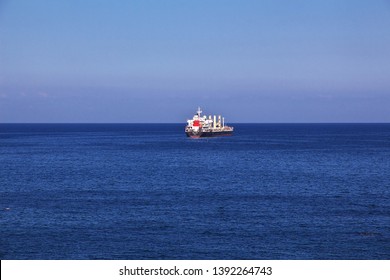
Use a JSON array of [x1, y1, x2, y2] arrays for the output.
[[186, 130, 233, 138]]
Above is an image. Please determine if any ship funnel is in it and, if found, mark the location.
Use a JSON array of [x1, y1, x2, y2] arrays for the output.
[[213, 115, 216, 129]]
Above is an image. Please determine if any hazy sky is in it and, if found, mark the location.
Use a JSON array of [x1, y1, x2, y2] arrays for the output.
[[1, 0, 390, 122]]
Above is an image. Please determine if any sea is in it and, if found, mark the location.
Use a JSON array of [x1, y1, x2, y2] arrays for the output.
[[0, 123, 389, 260]]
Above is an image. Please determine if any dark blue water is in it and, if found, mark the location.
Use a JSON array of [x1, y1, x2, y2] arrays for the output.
[[1, 124, 390, 259]]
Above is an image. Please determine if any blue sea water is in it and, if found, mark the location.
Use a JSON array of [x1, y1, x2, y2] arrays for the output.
[[0, 123, 389, 260]]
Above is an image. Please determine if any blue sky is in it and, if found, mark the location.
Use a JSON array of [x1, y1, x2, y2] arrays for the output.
[[1, 0, 390, 122]]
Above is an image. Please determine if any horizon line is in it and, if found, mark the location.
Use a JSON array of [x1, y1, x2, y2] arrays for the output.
[[1, 122, 390, 125]]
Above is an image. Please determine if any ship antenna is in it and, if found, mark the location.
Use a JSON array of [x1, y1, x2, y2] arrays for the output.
[[197, 106, 202, 117]]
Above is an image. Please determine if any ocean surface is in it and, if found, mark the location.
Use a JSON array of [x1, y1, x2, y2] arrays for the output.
[[0, 123, 389, 260]]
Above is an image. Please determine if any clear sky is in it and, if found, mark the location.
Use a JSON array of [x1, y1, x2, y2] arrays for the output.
[[1, 0, 390, 122]]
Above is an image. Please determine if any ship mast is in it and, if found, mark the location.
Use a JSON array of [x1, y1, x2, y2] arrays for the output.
[[197, 106, 202, 117]]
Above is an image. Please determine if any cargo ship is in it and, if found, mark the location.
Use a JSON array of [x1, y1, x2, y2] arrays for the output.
[[185, 107, 234, 138]]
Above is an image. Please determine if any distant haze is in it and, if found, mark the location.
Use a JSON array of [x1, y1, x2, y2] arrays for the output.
[[1, 0, 390, 123]]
